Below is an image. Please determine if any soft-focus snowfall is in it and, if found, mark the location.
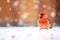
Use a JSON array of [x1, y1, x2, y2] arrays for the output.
[[0, 26, 60, 40], [0, 0, 60, 40]]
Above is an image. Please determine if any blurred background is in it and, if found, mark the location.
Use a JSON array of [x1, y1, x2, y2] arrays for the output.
[[0, 0, 60, 27], [0, 0, 60, 40]]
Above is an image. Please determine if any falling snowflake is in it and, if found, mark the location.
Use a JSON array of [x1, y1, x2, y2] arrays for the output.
[[50, 11, 56, 17], [6, 23, 11, 27], [9, 8, 12, 11], [7, 0, 10, 3], [13, 0, 19, 7], [18, 19, 24, 25], [22, 12, 29, 19], [0, 6, 2, 12], [43, 5, 47, 8]]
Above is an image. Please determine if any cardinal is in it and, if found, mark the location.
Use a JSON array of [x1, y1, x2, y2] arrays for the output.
[[37, 9, 51, 30]]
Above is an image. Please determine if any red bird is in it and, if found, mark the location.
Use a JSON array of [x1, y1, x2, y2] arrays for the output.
[[37, 10, 51, 30]]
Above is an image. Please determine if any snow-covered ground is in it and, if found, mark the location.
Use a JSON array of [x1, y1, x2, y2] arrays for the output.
[[0, 27, 60, 40]]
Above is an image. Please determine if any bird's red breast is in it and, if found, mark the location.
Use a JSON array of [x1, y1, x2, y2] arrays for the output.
[[39, 18, 49, 25]]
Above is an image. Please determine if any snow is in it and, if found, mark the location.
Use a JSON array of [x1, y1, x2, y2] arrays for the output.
[[22, 12, 29, 19], [18, 20, 24, 25], [6, 23, 11, 27], [13, 1, 19, 7], [0, 27, 60, 40], [0, 6, 2, 12], [7, 0, 10, 3], [43, 5, 46, 8], [9, 8, 12, 11], [50, 11, 56, 17]]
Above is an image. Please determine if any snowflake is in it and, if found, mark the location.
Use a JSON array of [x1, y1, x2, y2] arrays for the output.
[[0, 6, 2, 12], [7, 0, 10, 3], [6, 23, 11, 27], [13, 0, 19, 7], [50, 11, 56, 17], [22, 12, 29, 19], [18, 19, 24, 25], [43, 5, 46, 8], [9, 8, 12, 11]]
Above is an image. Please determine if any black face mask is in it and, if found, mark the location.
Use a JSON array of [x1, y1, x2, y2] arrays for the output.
[[40, 14, 44, 18], [40, 14, 46, 18]]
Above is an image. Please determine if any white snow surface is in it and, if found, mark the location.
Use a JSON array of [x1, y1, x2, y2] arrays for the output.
[[0, 26, 60, 40]]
